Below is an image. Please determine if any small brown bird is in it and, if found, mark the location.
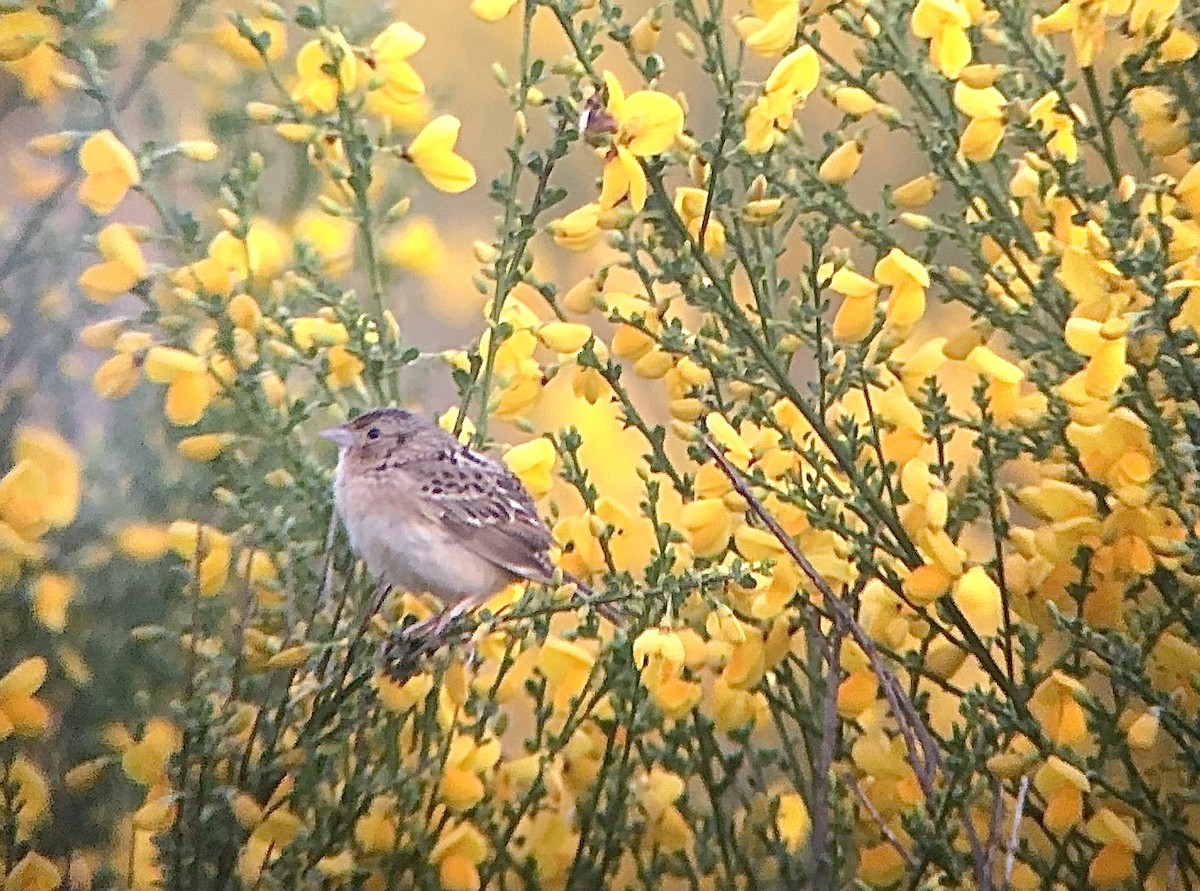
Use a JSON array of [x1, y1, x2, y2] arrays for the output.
[[321, 407, 603, 647]]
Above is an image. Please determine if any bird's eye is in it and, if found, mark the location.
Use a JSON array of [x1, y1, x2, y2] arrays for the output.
[[366, 427, 381, 440]]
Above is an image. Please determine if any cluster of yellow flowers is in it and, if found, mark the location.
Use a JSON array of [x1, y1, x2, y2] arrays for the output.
[[4, 0, 1200, 888]]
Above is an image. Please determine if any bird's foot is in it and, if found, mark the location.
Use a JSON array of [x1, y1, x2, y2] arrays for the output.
[[377, 611, 469, 681]]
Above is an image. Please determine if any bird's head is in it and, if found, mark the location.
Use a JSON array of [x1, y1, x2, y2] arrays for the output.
[[320, 408, 434, 460]]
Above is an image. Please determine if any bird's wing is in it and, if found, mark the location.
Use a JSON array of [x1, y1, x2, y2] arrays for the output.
[[407, 445, 556, 585]]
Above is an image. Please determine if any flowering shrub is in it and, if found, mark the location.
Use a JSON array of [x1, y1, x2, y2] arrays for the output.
[[2, 0, 1200, 888]]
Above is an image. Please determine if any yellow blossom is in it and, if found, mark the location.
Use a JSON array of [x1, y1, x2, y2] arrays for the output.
[[14, 426, 80, 528], [326, 345, 364, 390], [291, 33, 358, 114], [954, 81, 1006, 162], [294, 210, 356, 278], [213, 16, 286, 68], [78, 224, 148, 303], [954, 565, 1003, 637], [0, 658, 50, 740], [471, 0, 521, 22], [679, 498, 733, 558], [817, 139, 863, 184], [1029, 93, 1080, 162], [502, 437, 556, 499], [744, 46, 820, 153], [633, 627, 687, 670], [548, 203, 604, 251], [315, 850, 355, 880], [383, 216, 446, 275], [405, 115, 476, 194], [734, 0, 800, 58], [892, 173, 939, 208], [4, 851, 60, 891], [0, 10, 53, 62], [911, 0, 973, 78], [875, 248, 930, 328], [439, 735, 501, 812], [363, 22, 427, 126], [77, 130, 141, 216], [776, 792, 811, 853], [598, 71, 684, 213], [121, 718, 181, 786], [32, 572, 73, 631]]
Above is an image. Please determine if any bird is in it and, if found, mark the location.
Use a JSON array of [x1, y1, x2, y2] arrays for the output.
[[321, 407, 618, 660]]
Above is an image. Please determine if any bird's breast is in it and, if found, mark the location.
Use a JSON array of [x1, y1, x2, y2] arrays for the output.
[[333, 462, 513, 602]]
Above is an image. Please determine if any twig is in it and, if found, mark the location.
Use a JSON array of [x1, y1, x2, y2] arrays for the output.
[[1003, 776, 1029, 889], [842, 770, 919, 869], [811, 624, 844, 890]]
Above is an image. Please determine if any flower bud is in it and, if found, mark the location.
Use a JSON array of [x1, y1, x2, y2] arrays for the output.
[[630, 10, 662, 55], [179, 140, 219, 162], [891, 174, 938, 208], [818, 139, 863, 184]]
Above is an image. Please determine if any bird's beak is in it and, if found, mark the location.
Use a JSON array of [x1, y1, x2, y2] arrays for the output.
[[320, 425, 354, 448]]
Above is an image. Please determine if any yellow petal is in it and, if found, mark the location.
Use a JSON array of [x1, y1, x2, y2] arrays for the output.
[[406, 115, 476, 194]]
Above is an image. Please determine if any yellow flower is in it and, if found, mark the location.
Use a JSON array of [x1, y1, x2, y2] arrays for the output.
[[874, 248, 930, 328], [404, 115, 476, 193], [364, 23, 428, 126], [120, 717, 181, 786], [212, 16, 286, 68], [3, 851, 60, 891], [537, 321, 592, 354], [471, 0, 521, 21], [78, 224, 148, 303], [14, 426, 80, 528], [1031, 671, 1088, 746], [892, 173, 939, 208], [953, 565, 1003, 637], [32, 571, 74, 632], [291, 317, 349, 350], [633, 627, 687, 670], [744, 46, 820, 153], [0, 11, 53, 62], [679, 498, 733, 558], [598, 71, 684, 212], [383, 216, 447, 275], [115, 523, 170, 561], [177, 433, 234, 462], [832, 86, 877, 116], [163, 371, 214, 426], [1, 10, 66, 104], [77, 130, 140, 215], [734, 0, 800, 58], [354, 796, 398, 854], [0, 658, 50, 740], [548, 203, 603, 251], [911, 0, 973, 78], [831, 290, 878, 343], [326, 345, 364, 390], [291, 33, 358, 114], [1034, 0, 1107, 67], [1029, 93, 1080, 162], [93, 353, 140, 400], [439, 735, 501, 812], [502, 438, 556, 499], [294, 210, 356, 278], [776, 792, 811, 853], [673, 187, 726, 254], [315, 850, 355, 880], [817, 139, 863, 184], [430, 821, 490, 891], [954, 81, 1006, 162]]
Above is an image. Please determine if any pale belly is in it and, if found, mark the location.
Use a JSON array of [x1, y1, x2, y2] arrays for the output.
[[335, 470, 513, 603]]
